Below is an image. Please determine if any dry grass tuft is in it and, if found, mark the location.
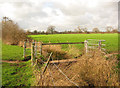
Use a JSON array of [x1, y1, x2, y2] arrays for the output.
[[42, 45, 71, 60], [66, 45, 82, 58], [70, 50, 119, 86]]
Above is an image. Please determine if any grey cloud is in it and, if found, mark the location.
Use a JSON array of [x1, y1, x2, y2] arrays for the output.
[[0, 0, 118, 31]]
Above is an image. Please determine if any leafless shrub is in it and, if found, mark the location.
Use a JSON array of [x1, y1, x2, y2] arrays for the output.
[[2, 17, 27, 45]]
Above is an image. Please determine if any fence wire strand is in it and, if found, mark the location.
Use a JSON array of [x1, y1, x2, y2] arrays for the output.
[[48, 67, 56, 87], [51, 57, 80, 88]]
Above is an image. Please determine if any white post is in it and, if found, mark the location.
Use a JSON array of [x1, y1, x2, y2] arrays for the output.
[[84, 40, 88, 53], [98, 40, 101, 51]]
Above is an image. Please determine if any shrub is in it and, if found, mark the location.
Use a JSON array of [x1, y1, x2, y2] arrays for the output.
[[2, 17, 27, 45]]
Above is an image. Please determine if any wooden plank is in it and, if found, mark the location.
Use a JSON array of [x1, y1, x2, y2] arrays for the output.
[[88, 46, 97, 49], [87, 44, 105, 46], [44, 58, 80, 64], [87, 39, 105, 42], [42, 42, 84, 45]]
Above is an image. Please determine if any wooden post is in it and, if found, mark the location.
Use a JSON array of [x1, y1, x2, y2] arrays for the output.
[[40, 42, 42, 56], [84, 40, 88, 53], [23, 41, 26, 58], [27, 39, 28, 48], [98, 40, 101, 51], [35, 41, 37, 57], [31, 41, 35, 65]]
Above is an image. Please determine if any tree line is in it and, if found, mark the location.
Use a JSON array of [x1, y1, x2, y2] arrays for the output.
[[27, 25, 118, 35]]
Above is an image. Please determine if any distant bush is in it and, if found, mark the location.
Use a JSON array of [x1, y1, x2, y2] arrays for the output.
[[2, 17, 27, 45]]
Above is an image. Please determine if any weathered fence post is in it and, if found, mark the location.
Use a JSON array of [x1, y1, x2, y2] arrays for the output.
[[31, 40, 35, 65], [40, 42, 42, 56], [35, 41, 37, 57], [23, 41, 26, 58], [98, 40, 101, 51], [84, 40, 88, 53]]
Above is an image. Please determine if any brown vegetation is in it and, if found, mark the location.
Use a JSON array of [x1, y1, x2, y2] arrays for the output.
[[42, 45, 72, 60], [35, 50, 119, 86], [2, 17, 27, 45]]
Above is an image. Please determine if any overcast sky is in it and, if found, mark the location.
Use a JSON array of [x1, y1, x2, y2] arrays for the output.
[[0, 0, 119, 32]]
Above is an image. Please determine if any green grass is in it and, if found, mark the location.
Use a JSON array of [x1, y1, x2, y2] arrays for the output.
[[2, 44, 34, 86], [2, 44, 31, 61], [2, 61, 35, 86], [29, 33, 118, 53]]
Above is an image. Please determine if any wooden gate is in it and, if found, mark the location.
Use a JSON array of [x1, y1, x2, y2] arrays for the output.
[[84, 39, 105, 53]]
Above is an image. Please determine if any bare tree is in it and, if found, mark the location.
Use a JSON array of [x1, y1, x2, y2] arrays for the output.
[[74, 26, 82, 33], [92, 28, 100, 33], [106, 26, 113, 32], [47, 25, 55, 34], [75, 26, 87, 33], [81, 27, 88, 33]]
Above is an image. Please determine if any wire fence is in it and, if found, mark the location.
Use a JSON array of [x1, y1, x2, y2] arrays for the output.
[[21, 39, 105, 59], [20, 39, 106, 86]]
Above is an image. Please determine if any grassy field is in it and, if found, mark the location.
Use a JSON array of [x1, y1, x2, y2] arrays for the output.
[[2, 61, 35, 86], [2, 44, 31, 61], [2, 43, 34, 86], [29, 33, 118, 53]]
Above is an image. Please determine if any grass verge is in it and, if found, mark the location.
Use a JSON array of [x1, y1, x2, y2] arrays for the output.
[[2, 61, 35, 86]]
